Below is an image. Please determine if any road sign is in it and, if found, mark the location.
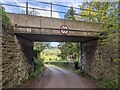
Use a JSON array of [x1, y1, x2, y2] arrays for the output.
[[60, 25, 69, 35]]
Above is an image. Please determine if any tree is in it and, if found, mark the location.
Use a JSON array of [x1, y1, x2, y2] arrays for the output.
[[64, 6, 76, 20], [58, 42, 80, 61], [34, 42, 50, 54], [78, 2, 118, 24], [0, 5, 10, 25]]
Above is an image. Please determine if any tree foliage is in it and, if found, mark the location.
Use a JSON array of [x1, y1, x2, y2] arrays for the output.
[[31, 42, 50, 78], [0, 5, 10, 25], [34, 42, 50, 54], [58, 42, 80, 60], [64, 6, 76, 20], [78, 2, 111, 23]]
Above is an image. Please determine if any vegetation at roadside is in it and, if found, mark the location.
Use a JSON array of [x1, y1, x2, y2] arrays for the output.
[[57, 42, 81, 62], [29, 58, 44, 79], [29, 42, 50, 79], [0, 5, 10, 25], [41, 48, 61, 62]]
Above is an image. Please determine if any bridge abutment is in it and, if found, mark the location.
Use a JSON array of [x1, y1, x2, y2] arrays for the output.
[[81, 40, 98, 76], [2, 25, 33, 87], [81, 35, 118, 82]]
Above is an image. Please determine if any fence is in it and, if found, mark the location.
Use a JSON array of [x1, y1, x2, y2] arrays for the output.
[[1, 0, 98, 22]]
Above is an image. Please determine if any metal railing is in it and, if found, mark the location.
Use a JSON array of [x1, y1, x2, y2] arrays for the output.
[[1, 0, 99, 22]]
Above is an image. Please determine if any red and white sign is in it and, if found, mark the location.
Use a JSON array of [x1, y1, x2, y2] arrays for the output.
[[60, 25, 69, 35]]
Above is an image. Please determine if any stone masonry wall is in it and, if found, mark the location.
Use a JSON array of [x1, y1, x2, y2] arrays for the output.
[[2, 25, 33, 88], [0, 14, 2, 90], [81, 40, 98, 76], [81, 32, 118, 82]]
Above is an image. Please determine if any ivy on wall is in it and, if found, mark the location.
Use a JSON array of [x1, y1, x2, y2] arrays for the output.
[[0, 5, 10, 25]]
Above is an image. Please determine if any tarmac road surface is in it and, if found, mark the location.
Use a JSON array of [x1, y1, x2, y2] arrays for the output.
[[22, 65, 100, 88]]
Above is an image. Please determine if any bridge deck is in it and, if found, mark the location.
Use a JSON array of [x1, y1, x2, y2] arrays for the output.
[[8, 13, 101, 42], [16, 33, 98, 43]]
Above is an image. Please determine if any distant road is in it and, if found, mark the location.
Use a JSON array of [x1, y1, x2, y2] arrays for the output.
[[22, 65, 100, 88]]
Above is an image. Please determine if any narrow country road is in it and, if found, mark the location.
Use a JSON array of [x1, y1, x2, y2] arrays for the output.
[[22, 65, 100, 88]]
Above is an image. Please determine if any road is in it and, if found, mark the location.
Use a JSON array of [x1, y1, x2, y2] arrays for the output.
[[22, 65, 100, 88]]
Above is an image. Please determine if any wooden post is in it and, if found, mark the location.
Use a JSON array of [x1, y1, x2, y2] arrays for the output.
[[26, 0, 28, 15]]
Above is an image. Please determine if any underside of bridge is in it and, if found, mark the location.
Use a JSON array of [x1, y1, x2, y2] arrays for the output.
[[14, 32, 99, 77], [15, 33, 98, 43]]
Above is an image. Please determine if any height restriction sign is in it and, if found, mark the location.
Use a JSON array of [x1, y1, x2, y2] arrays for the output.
[[60, 25, 69, 35]]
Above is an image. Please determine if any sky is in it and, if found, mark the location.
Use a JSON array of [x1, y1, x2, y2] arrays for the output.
[[50, 42, 59, 47], [1, 0, 83, 18]]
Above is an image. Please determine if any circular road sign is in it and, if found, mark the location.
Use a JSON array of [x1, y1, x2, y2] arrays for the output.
[[60, 25, 69, 35]]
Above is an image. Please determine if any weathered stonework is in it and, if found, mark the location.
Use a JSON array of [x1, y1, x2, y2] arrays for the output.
[[81, 31, 118, 83], [2, 25, 33, 88], [118, 21, 120, 89], [0, 11, 2, 90]]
